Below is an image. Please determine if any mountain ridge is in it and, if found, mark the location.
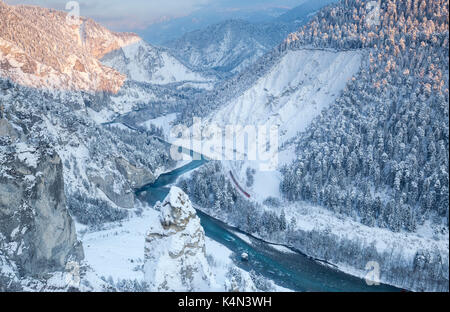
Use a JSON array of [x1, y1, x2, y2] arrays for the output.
[[164, 0, 337, 76], [0, 1, 140, 93], [0, 1, 209, 94]]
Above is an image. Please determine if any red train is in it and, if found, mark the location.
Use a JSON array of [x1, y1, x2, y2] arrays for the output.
[[229, 171, 251, 198]]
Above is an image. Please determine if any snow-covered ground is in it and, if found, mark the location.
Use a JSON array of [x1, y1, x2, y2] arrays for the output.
[[268, 244, 298, 255], [210, 49, 362, 145], [78, 203, 288, 291], [216, 49, 361, 202], [284, 202, 449, 260], [222, 145, 296, 203], [285, 201, 449, 291], [139, 113, 177, 139]]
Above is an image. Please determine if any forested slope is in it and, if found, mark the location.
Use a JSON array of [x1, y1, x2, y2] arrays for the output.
[[281, 0, 449, 233]]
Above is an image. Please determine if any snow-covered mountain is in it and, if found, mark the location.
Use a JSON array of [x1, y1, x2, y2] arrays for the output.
[[0, 63, 196, 290], [0, 1, 274, 292], [0, 0, 448, 293], [0, 1, 140, 93], [101, 39, 213, 87], [165, 0, 336, 76], [210, 48, 362, 145], [0, 2, 185, 288], [174, 0, 449, 292], [165, 19, 282, 76], [139, 5, 291, 45], [0, 1, 211, 94]]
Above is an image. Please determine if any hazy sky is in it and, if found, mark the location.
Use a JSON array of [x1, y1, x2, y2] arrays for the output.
[[5, 0, 303, 30]]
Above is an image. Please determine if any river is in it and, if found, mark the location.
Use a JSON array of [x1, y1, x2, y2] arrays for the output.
[[136, 155, 400, 292]]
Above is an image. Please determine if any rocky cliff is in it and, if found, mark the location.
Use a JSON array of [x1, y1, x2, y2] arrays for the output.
[[144, 187, 214, 291], [0, 133, 83, 282], [0, 74, 174, 226]]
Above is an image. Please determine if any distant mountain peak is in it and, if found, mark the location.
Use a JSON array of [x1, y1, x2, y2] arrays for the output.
[[164, 0, 336, 77]]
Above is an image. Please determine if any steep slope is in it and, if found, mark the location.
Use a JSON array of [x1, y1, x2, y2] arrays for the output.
[[165, 0, 336, 76], [0, 72, 176, 290], [140, 5, 291, 45], [101, 39, 213, 87], [170, 47, 361, 169], [210, 48, 362, 145], [0, 118, 111, 290], [0, 75, 174, 227], [165, 19, 281, 76], [0, 139, 83, 277], [0, 1, 209, 94], [281, 0, 449, 231], [177, 0, 449, 292], [0, 1, 139, 93]]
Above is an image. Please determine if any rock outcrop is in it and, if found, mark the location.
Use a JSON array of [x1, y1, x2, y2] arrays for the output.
[[144, 187, 214, 291], [115, 157, 156, 190], [0, 118, 18, 140], [84, 157, 156, 210], [0, 140, 83, 278], [87, 172, 135, 209]]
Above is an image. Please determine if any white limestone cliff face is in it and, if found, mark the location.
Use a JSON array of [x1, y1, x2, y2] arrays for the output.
[[144, 187, 214, 291]]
